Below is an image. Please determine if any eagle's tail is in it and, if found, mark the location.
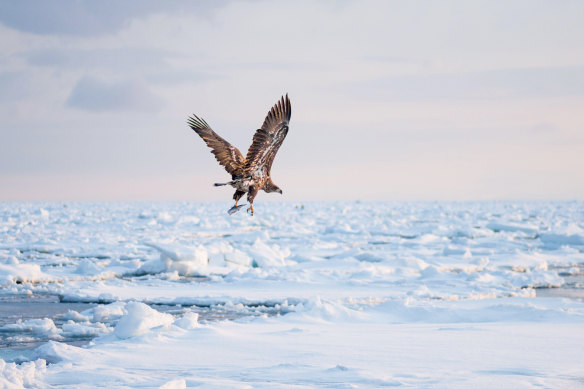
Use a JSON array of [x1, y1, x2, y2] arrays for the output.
[[214, 180, 238, 187], [214, 175, 250, 187]]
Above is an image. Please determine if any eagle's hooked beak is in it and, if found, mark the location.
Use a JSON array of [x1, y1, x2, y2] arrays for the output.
[[278, 188, 283, 194]]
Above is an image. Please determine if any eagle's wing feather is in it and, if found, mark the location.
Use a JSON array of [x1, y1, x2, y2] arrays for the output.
[[188, 115, 245, 176], [244, 94, 291, 176]]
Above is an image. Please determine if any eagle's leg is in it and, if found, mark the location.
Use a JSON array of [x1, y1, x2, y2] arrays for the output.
[[247, 186, 258, 216], [233, 190, 245, 207], [227, 190, 246, 215]]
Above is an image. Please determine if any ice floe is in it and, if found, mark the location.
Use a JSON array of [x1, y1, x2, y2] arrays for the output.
[[113, 302, 174, 339], [1, 201, 584, 387]]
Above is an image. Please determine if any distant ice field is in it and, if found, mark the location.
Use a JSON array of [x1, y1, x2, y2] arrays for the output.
[[1, 201, 584, 388]]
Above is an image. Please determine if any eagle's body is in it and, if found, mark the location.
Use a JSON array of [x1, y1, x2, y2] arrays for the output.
[[187, 95, 291, 215]]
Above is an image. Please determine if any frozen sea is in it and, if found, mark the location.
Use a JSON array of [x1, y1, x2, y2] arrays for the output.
[[1, 201, 584, 388]]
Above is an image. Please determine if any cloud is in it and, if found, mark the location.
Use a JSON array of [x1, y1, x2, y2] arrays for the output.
[[0, 0, 228, 36], [0, 71, 31, 101], [22, 48, 218, 85], [25, 47, 174, 70], [347, 66, 584, 101], [66, 76, 163, 112]]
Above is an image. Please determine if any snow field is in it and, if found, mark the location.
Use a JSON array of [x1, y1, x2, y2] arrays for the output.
[[1, 201, 584, 387]]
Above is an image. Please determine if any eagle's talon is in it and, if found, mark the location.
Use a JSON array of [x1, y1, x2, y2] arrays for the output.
[[247, 206, 254, 216]]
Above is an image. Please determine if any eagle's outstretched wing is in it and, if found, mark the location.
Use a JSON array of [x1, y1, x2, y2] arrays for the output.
[[188, 115, 245, 176], [243, 94, 291, 176]]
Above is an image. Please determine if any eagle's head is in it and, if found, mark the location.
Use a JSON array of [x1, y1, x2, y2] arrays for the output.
[[268, 185, 283, 194], [264, 181, 283, 194]]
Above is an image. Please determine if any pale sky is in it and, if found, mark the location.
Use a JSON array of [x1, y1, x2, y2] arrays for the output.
[[1, 0, 583, 201]]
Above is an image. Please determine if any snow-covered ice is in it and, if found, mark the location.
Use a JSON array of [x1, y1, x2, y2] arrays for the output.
[[1, 201, 584, 387]]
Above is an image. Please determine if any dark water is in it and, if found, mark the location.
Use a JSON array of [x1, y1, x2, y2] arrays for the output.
[[535, 264, 584, 298], [536, 288, 584, 298], [1, 265, 581, 364], [0, 294, 96, 363], [0, 293, 288, 363]]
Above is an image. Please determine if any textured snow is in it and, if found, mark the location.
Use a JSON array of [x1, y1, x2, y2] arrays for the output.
[[1, 201, 584, 387], [173, 312, 199, 330], [0, 261, 48, 286], [0, 359, 46, 388], [0, 319, 58, 336]]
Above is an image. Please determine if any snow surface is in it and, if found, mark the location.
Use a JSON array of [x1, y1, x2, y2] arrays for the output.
[[1, 201, 584, 388]]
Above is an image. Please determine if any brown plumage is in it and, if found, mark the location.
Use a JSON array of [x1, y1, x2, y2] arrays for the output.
[[187, 95, 291, 215]]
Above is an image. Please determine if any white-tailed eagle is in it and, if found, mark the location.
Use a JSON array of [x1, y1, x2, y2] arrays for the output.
[[188, 95, 291, 215]]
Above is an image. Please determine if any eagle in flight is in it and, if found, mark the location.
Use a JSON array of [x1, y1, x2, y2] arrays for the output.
[[187, 95, 291, 216]]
